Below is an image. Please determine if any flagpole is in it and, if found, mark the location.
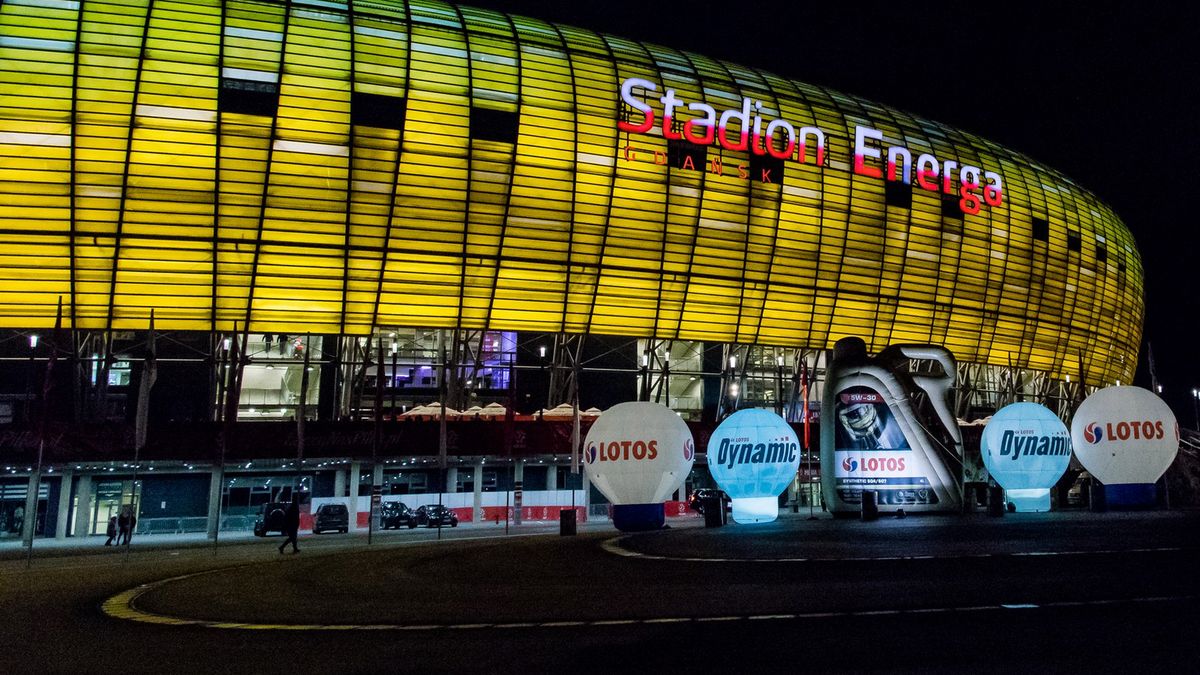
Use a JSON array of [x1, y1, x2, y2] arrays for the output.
[[125, 309, 156, 557], [803, 356, 815, 520], [25, 297, 62, 567], [213, 323, 246, 555], [570, 386, 580, 520], [370, 336, 384, 545], [297, 335, 311, 499]]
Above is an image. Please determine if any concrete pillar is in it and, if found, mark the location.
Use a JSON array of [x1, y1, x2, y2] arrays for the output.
[[21, 469, 41, 545], [348, 461, 361, 529], [582, 470, 592, 520], [333, 469, 346, 498], [205, 467, 221, 539], [472, 463, 483, 523], [513, 459, 524, 526], [546, 464, 558, 491], [445, 467, 458, 494], [55, 469, 73, 539], [74, 473, 93, 537], [370, 463, 383, 530]]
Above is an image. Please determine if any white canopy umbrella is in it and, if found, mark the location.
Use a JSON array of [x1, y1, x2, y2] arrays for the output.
[[401, 402, 461, 417], [478, 402, 508, 417], [541, 403, 578, 417]]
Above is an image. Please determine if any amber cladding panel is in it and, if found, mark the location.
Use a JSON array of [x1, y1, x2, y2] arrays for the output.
[[0, 0, 1144, 384]]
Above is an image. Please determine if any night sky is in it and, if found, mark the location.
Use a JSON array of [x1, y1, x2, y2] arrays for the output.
[[467, 0, 1200, 422]]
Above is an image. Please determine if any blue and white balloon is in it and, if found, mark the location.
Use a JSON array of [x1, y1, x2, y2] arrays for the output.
[[981, 403, 1072, 512], [708, 409, 800, 523]]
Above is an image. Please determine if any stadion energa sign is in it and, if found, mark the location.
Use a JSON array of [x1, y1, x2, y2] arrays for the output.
[[708, 408, 801, 524], [981, 403, 1072, 512], [583, 401, 694, 532], [617, 77, 1003, 214]]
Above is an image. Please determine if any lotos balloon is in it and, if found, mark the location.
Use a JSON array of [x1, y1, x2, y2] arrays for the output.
[[583, 401, 694, 531], [708, 409, 800, 523], [981, 403, 1072, 512], [1070, 386, 1178, 506]]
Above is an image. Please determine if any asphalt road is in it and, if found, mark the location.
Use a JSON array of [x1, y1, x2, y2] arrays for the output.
[[3, 511, 1198, 673]]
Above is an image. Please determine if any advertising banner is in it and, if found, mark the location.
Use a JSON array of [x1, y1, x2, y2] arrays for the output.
[[833, 386, 938, 506]]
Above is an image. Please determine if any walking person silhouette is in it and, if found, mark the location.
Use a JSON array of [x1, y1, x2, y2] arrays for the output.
[[278, 500, 300, 554]]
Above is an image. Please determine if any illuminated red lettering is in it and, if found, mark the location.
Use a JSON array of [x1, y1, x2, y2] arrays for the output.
[[618, 77, 656, 134], [853, 126, 883, 179]]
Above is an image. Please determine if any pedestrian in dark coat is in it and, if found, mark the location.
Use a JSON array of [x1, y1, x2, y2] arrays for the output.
[[278, 501, 301, 554], [117, 506, 136, 545], [104, 516, 117, 546]]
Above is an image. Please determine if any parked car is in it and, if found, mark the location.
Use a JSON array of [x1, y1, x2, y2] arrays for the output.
[[312, 503, 349, 534], [414, 504, 459, 528], [686, 489, 731, 515], [380, 501, 417, 529], [253, 502, 288, 537]]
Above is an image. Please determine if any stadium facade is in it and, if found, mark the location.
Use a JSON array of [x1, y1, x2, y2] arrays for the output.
[[0, 0, 1145, 541]]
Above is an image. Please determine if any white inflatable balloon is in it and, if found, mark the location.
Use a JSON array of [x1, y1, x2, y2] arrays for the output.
[[1071, 386, 1178, 487], [584, 401, 694, 507], [981, 403, 1072, 512], [708, 409, 800, 523]]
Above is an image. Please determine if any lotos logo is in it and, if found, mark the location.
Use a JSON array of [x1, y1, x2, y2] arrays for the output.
[[1085, 420, 1165, 443], [592, 439, 659, 462], [585, 442, 598, 464], [683, 438, 694, 461], [840, 454, 907, 473]]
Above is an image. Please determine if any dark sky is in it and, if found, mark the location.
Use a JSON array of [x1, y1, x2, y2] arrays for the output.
[[467, 0, 1200, 422]]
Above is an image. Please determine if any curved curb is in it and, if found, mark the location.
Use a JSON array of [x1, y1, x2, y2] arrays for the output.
[[101, 573, 1200, 632], [600, 535, 1192, 563], [101, 538, 1199, 632]]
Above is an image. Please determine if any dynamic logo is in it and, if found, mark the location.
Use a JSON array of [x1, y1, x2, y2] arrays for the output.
[[841, 457, 859, 472], [714, 437, 798, 469], [585, 441, 598, 464], [1084, 420, 1164, 443], [683, 438, 694, 462], [999, 430, 1071, 459]]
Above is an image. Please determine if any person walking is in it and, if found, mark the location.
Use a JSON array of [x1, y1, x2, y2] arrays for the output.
[[117, 506, 136, 546], [104, 516, 118, 546], [278, 500, 300, 554]]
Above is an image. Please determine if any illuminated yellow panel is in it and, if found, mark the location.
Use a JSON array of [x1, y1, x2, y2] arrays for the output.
[[0, 0, 1144, 385]]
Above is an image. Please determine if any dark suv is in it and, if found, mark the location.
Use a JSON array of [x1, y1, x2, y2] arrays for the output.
[[252, 502, 288, 537], [312, 503, 349, 534], [380, 501, 417, 529], [686, 489, 731, 515], [414, 504, 459, 528]]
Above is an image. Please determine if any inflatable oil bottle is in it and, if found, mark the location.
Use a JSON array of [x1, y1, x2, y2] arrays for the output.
[[820, 337, 963, 514]]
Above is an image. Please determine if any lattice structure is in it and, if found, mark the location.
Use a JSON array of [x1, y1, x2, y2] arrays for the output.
[[0, 0, 1143, 386]]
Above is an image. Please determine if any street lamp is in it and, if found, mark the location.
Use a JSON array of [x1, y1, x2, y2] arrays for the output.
[[1192, 388, 1199, 430]]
